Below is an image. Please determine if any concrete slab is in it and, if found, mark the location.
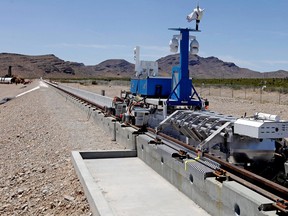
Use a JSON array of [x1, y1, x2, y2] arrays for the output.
[[72, 150, 210, 216]]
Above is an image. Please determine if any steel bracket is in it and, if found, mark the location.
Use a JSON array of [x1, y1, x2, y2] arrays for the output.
[[214, 168, 230, 182], [258, 200, 288, 215], [148, 138, 163, 145]]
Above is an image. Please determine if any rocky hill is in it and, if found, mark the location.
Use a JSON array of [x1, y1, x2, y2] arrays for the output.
[[0, 53, 88, 78], [157, 54, 288, 79], [0, 53, 287, 79]]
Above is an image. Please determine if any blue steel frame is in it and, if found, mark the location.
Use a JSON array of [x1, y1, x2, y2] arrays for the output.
[[166, 28, 202, 108]]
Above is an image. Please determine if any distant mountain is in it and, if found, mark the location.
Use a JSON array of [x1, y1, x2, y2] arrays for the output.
[[0, 53, 85, 78], [0, 52, 288, 79], [92, 59, 135, 77], [157, 54, 288, 78]]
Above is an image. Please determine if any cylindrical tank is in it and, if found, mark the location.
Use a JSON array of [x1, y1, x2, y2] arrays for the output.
[[0, 77, 12, 84], [255, 112, 280, 122], [134, 46, 140, 75]]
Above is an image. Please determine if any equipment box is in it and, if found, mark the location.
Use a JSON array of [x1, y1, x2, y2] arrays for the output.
[[130, 77, 171, 97]]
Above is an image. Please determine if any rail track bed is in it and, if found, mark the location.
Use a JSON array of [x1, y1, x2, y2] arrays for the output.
[[47, 81, 288, 216]]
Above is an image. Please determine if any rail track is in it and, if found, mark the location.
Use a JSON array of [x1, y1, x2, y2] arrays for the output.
[[47, 81, 288, 215]]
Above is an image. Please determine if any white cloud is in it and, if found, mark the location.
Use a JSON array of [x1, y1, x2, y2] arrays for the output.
[[260, 60, 288, 65], [217, 55, 258, 69], [217, 55, 288, 71], [270, 31, 288, 37], [139, 45, 168, 52], [45, 43, 127, 49], [135, 45, 169, 61]]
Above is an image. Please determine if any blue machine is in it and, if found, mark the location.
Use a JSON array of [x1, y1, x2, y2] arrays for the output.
[[167, 28, 202, 107], [131, 28, 202, 108], [130, 77, 171, 98]]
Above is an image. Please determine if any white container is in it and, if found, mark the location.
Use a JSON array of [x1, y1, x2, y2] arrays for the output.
[[255, 112, 280, 122], [115, 103, 126, 116], [134, 110, 150, 126]]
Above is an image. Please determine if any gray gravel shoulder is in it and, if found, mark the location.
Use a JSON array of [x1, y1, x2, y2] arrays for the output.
[[0, 81, 123, 215]]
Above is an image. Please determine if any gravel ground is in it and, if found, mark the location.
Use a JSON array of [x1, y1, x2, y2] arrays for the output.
[[1, 81, 287, 215], [208, 96, 288, 119], [0, 81, 123, 215]]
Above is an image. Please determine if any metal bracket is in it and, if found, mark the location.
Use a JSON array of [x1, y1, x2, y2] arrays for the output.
[[156, 110, 183, 133], [172, 150, 189, 161], [132, 126, 148, 134], [214, 168, 230, 182], [197, 121, 231, 152], [258, 200, 288, 214], [148, 138, 163, 145]]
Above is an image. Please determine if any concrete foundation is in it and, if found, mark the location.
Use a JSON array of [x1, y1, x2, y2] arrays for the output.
[[72, 150, 210, 216], [115, 122, 137, 149]]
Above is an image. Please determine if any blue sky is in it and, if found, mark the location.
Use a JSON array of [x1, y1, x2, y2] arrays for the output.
[[0, 0, 287, 72]]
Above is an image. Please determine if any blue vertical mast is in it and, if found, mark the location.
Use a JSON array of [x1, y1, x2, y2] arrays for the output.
[[167, 28, 202, 108]]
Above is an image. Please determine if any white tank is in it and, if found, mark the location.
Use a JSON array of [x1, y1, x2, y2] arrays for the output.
[[255, 112, 280, 122], [134, 46, 140, 76], [0, 77, 12, 84]]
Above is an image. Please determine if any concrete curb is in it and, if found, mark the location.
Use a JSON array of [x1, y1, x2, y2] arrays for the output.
[[71, 151, 114, 216]]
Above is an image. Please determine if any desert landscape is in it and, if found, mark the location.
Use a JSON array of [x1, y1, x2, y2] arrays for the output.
[[1, 53, 288, 80], [0, 80, 288, 215]]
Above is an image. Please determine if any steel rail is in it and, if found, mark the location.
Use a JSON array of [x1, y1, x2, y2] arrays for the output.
[[46, 82, 105, 110]]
